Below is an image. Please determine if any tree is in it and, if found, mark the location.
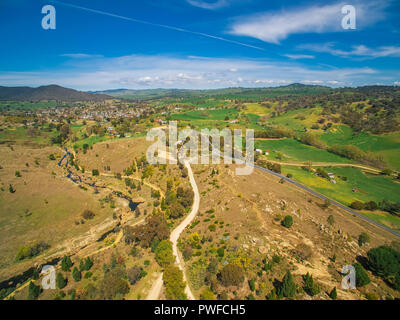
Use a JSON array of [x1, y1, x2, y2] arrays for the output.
[[351, 201, 365, 210], [155, 240, 175, 267], [279, 271, 296, 298], [61, 255, 73, 272], [127, 266, 146, 285], [92, 169, 99, 176], [27, 281, 40, 300], [282, 215, 293, 228], [72, 267, 81, 282], [9, 184, 15, 193], [81, 209, 95, 220], [56, 272, 67, 289], [367, 246, 400, 279], [329, 287, 337, 300], [182, 245, 193, 261], [220, 263, 244, 287], [163, 266, 187, 300], [353, 263, 371, 287], [327, 215, 335, 226], [358, 232, 370, 247], [200, 288, 215, 300], [303, 272, 320, 296]]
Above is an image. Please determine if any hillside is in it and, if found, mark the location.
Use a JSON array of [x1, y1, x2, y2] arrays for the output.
[[0, 85, 112, 102]]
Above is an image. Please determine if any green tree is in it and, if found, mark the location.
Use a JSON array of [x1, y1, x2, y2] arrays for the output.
[[200, 288, 215, 300], [358, 232, 370, 247], [27, 281, 40, 300], [155, 240, 175, 267], [282, 215, 293, 228], [220, 263, 244, 287], [303, 272, 320, 296], [72, 267, 81, 282], [56, 272, 67, 289], [353, 263, 371, 287], [61, 255, 73, 272], [279, 271, 296, 298], [329, 287, 337, 300], [163, 266, 187, 300]]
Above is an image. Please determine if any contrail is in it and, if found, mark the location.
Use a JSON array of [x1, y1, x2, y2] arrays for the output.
[[49, 0, 265, 51]]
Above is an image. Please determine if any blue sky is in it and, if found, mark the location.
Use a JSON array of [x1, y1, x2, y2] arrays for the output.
[[0, 0, 399, 90]]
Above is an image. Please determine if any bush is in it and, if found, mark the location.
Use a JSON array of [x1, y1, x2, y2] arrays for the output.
[[163, 266, 187, 300], [92, 169, 99, 176], [200, 288, 215, 300], [282, 215, 293, 228], [351, 201, 365, 210], [27, 281, 40, 300], [61, 255, 73, 272], [303, 272, 320, 296], [220, 263, 244, 287], [358, 232, 370, 247], [279, 270, 296, 298], [72, 267, 81, 282], [16, 241, 50, 261], [329, 287, 337, 300], [127, 266, 146, 285], [155, 240, 175, 267], [353, 263, 371, 287], [81, 209, 95, 220], [56, 272, 67, 289], [367, 246, 400, 290]]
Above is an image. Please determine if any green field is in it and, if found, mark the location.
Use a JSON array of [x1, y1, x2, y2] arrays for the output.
[[255, 138, 350, 163], [0, 126, 58, 145], [282, 166, 400, 230], [320, 125, 400, 170]]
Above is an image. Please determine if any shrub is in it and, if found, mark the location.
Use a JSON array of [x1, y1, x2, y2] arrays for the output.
[[56, 272, 67, 289], [163, 266, 187, 300], [351, 201, 365, 210], [220, 263, 244, 287], [279, 270, 296, 298], [367, 246, 400, 290], [61, 255, 73, 272], [354, 263, 371, 287], [16, 242, 50, 261], [81, 209, 95, 220], [303, 272, 320, 296], [127, 266, 146, 285], [183, 245, 193, 261], [282, 215, 293, 228], [329, 287, 337, 300], [200, 288, 215, 300], [72, 267, 81, 282], [155, 240, 175, 267], [27, 281, 40, 300], [358, 232, 370, 247]]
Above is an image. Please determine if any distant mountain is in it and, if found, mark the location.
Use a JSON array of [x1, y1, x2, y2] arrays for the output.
[[0, 85, 112, 101], [95, 83, 333, 100]]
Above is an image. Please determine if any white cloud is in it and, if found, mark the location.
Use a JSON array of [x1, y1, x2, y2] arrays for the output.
[[61, 53, 103, 59], [0, 54, 392, 90], [283, 54, 315, 60], [394, 81, 400, 86], [229, 1, 387, 44], [299, 43, 400, 59], [186, 0, 228, 10]]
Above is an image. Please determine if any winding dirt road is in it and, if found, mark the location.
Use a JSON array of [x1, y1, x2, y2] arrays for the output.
[[146, 159, 200, 300]]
